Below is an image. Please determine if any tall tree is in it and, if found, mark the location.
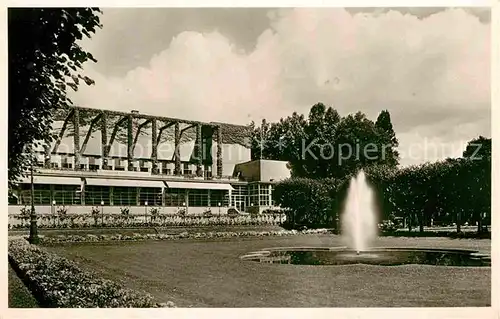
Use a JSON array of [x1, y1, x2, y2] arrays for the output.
[[8, 8, 102, 187], [462, 136, 491, 232], [375, 110, 399, 166]]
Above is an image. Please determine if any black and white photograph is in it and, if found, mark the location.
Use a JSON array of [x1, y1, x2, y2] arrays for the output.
[[5, 3, 495, 315]]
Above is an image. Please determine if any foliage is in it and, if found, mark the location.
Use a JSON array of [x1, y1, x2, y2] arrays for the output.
[[8, 8, 102, 187], [19, 206, 31, 217], [9, 213, 287, 229], [202, 209, 213, 218], [8, 238, 175, 307], [273, 136, 491, 232], [177, 208, 187, 217], [251, 104, 399, 180], [91, 206, 100, 216], [36, 228, 332, 244], [273, 178, 341, 229]]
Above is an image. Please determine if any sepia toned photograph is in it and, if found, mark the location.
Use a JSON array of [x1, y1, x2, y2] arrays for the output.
[[7, 6, 492, 310]]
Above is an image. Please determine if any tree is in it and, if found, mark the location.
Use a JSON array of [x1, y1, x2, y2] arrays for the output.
[[251, 103, 399, 181], [375, 110, 399, 166], [462, 136, 491, 232], [463, 136, 491, 160], [8, 8, 102, 187]]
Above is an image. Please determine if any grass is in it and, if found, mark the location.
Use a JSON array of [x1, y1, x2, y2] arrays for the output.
[[8, 264, 39, 308], [46, 235, 491, 307]]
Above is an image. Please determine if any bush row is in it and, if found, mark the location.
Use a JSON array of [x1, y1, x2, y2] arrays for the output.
[[37, 228, 331, 244], [8, 238, 176, 308], [9, 213, 287, 229], [274, 156, 491, 232], [381, 230, 491, 239]]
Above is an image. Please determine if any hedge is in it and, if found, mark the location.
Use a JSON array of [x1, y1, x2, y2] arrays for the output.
[[8, 238, 176, 308], [9, 212, 287, 229], [274, 158, 491, 233], [36, 228, 332, 244]]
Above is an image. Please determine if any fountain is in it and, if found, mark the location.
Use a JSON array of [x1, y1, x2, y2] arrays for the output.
[[240, 171, 490, 267], [341, 170, 378, 254]]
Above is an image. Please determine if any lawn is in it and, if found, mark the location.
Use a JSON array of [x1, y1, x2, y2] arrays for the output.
[[47, 235, 491, 307]]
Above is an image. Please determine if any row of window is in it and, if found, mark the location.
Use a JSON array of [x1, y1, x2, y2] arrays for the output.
[[17, 186, 230, 207]]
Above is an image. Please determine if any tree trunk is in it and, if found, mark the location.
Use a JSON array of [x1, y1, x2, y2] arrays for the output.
[[456, 210, 461, 233], [419, 210, 424, 233]]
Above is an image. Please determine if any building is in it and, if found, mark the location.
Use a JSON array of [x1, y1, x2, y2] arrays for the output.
[[8, 106, 291, 216]]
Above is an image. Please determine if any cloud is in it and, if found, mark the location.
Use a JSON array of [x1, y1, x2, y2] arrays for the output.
[[70, 8, 490, 166]]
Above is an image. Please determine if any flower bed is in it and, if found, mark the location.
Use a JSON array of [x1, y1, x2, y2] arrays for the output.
[[8, 238, 175, 308], [38, 228, 331, 244], [9, 213, 287, 229]]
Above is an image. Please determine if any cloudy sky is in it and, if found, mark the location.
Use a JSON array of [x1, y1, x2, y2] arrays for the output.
[[70, 7, 491, 167]]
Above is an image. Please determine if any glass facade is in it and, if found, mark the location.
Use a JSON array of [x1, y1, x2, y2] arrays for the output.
[[113, 187, 137, 206], [138, 187, 162, 206], [20, 184, 51, 205], [53, 185, 82, 205], [13, 182, 279, 210], [85, 186, 110, 206], [164, 188, 185, 207]]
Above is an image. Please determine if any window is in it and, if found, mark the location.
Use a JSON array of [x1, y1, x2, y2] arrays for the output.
[[80, 164, 87, 170], [164, 188, 184, 207], [210, 190, 229, 207], [62, 163, 73, 169], [204, 165, 212, 179], [139, 160, 149, 172], [51, 162, 59, 169], [89, 164, 99, 171], [114, 159, 125, 170], [270, 185, 276, 206], [138, 187, 162, 206], [20, 184, 51, 205], [113, 187, 137, 206], [53, 185, 82, 205], [183, 163, 192, 175], [247, 184, 259, 207], [85, 186, 110, 205], [187, 189, 209, 207], [259, 184, 270, 206], [61, 156, 72, 169]]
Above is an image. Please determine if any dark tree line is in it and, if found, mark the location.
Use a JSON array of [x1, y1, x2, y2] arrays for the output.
[[273, 135, 491, 234]]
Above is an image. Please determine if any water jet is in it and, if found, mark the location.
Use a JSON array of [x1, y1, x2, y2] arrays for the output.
[[240, 170, 490, 267]]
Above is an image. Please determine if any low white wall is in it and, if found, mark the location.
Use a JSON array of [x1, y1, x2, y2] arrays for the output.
[[8, 205, 229, 215]]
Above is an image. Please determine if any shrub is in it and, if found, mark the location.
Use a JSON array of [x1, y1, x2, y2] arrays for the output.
[[202, 209, 213, 218], [8, 238, 175, 308], [177, 208, 186, 217], [91, 207, 100, 226], [274, 178, 340, 229]]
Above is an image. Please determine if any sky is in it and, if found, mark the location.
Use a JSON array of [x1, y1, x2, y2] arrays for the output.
[[69, 7, 491, 167]]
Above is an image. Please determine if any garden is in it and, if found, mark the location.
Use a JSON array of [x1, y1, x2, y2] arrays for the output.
[[30, 235, 492, 307]]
